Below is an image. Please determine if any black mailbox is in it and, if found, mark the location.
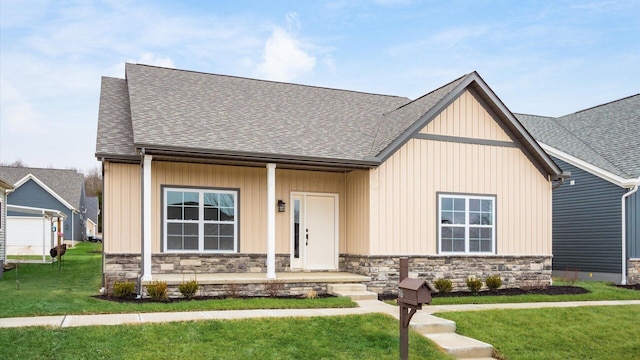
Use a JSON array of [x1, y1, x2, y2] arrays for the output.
[[398, 278, 433, 307]]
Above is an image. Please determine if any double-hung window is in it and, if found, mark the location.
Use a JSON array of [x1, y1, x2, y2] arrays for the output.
[[164, 188, 238, 253], [438, 194, 495, 254]]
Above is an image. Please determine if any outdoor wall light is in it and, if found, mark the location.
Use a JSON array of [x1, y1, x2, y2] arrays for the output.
[[277, 200, 286, 212]]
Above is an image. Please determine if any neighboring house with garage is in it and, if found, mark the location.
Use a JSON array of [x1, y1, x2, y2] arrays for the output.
[[518, 94, 640, 285], [0, 166, 87, 256], [96, 63, 566, 296], [0, 177, 14, 277]]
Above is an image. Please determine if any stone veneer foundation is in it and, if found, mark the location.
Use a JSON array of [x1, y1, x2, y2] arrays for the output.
[[340, 254, 552, 296], [628, 259, 640, 285], [104, 252, 552, 296]]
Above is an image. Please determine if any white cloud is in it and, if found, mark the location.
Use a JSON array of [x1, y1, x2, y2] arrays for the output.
[[285, 11, 301, 30], [136, 53, 176, 68], [255, 27, 316, 82]]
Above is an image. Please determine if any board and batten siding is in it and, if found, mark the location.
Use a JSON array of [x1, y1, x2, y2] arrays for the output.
[[345, 170, 370, 255], [103, 162, 141, 253], [628, 190, 640, 259], [369, 90, 552, 256], [551, 158, 626, 273]]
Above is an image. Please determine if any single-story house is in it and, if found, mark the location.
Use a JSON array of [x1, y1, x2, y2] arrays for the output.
[[0, 177, 14, 278], [0, 167, 87, 255], [518, 94, 640, 285], [96, 63, 566, 295]]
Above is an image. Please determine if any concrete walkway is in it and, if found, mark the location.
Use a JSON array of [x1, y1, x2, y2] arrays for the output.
[[1, 300, 639, 359]]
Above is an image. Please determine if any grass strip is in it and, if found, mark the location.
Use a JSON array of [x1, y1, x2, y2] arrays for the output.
[[439, 305, 640, 360], [0, 314, 452, 360]]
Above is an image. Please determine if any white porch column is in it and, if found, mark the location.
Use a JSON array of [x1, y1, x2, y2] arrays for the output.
[[266, 163, 276, 279], [141, 155, 153, 281]]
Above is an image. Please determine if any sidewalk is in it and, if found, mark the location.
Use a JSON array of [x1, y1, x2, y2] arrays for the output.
[[1, 299, 639, 329]]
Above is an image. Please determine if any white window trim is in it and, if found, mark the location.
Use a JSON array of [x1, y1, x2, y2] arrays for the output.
[[438, 193, 496, 255], [163, 187, 238, 253]]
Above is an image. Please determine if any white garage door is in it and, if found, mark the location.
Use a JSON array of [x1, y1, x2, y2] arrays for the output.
[[6, 217, 55, 256]]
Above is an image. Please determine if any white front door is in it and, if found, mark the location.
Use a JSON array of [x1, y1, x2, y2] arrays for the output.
[[290, 193, 338, 270]]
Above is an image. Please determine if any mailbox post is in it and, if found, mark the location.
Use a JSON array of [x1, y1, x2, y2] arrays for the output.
[[397, 257, 433, 360]]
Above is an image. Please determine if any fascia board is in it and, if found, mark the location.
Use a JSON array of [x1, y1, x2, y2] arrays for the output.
[[540, 143, 639, 188], [13, 174, 76, 211]]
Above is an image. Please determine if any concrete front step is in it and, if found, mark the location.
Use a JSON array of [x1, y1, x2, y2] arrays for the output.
[[327, 284, 378, 300], [425, 333, 494, 359], [411, 313, 457, 334]]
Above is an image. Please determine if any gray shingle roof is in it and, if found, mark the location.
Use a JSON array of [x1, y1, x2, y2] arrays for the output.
[[124, 64, 409, 161], [0, 167, 85, 209], [86, 196, 99, 223], [96, 77, 137, 158], [517, 94, 640, 179]]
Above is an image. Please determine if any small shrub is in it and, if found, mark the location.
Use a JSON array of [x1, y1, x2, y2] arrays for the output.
[[485, 275, 503, 291], [146, 281, 168, 301], [304, 289, 318, 299], [113, 281, 136, 298], [466, 277, 483, 295], [434, 278, 453, 293], [178, 279, 199, 299], [264, 280, 284, 297]]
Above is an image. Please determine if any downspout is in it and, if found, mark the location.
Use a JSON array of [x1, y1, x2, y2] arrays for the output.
[[621, 176, 640, 285]]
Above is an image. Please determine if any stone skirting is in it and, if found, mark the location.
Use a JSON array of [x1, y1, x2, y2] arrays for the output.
[[628, 259, 640, 285], [340, 254, 552, 296], [151, 253, 290, 274]]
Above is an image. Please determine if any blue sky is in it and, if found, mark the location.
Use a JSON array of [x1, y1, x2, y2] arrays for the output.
[[1, 0, 638, 171]]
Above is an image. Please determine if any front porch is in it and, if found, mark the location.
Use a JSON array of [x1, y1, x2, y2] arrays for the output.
[[142, 272, 371, 298]]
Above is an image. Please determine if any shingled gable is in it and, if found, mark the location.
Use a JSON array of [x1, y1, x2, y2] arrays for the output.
[[0, 166, 85, 210], [96, 64, 561, 178], [518, 94, 640, 187]]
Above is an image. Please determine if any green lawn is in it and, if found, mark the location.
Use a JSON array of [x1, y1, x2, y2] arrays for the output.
[[0, 242, 354, 318], [439, 305, 640, 360], [0, 313, 452, 360]]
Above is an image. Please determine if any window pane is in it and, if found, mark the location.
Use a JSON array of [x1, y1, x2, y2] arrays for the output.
[[469, 212, 480, 225], [480, 228, 492, 239], [480, 240, 492, 252], [441, 227, 453, 238], [167, 191, 183, 206], [167, 236, 182, 250], [184, 236, 198, 250], [469, 227, 479, 239], [219, 237, 234, 250], [219, 194, 234, 208], [220, 207, 234, 221], [220, 224, 234, 236], [453, 239, 465, 252], [482, 200, 492, 212], [203, 193, 218, 207], [167, 206, 182, 220], [469, 199, 480, 211], [184, 207, 199, 220], [204, 207, 218, 221], [453, 212, 465, 224], [481, 213, 492, 225], [167, 223, 182, 235], [454, 198, 465, 211], [184, 223, 198, 236], [204, 236, 217, 250], [441, 211, 453, 224], [452, 227, 465, 239], [204, 224, 217, 235], [183, 192, 199, 206], [442, 239, 452, 252], [441, 197, 453, 210], [469, 240, 479, 252]]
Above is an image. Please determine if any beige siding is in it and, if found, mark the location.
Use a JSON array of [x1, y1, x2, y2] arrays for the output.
[[345, 170, 370, 255], [420, 90, 512, 142], [370, 93, 552, 256], [103, 162, 141, 253]]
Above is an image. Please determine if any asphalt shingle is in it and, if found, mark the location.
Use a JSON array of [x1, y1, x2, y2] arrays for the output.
[[0, 167, 85, 210]]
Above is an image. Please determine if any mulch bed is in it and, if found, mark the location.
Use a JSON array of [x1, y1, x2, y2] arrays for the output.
[[379, 285, 590, 301], [93, 294, 334, 303]]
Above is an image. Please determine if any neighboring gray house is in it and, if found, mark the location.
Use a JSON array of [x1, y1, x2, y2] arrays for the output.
[[518, 94, 640, 285], [0, 167, 87, 256], [0, 177, 14, 278], [86, 196, 100, 240]]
